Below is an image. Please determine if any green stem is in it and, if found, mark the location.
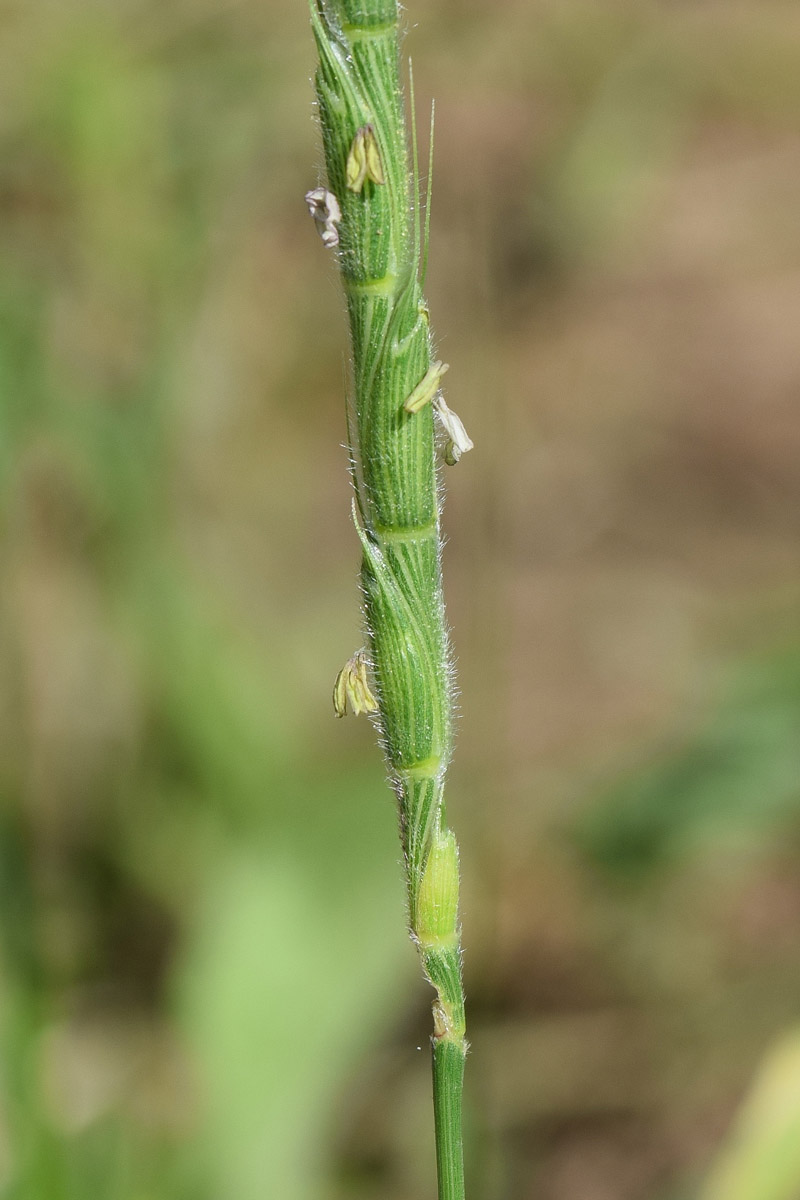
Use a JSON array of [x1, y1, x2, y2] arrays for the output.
[[433, 1038, 467, 1200], [307, 2, 468, 1197]]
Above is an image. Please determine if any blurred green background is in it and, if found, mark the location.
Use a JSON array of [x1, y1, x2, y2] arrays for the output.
[[1, 1, 799, 1198]]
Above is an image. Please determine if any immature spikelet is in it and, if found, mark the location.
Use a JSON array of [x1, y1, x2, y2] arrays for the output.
[[417, 831, 460, 945]]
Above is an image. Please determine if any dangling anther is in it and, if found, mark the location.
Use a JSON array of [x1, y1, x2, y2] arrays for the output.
[[435, 395, 473, 465], [305, 187, 342, 248], [333, 649, 379, 718]]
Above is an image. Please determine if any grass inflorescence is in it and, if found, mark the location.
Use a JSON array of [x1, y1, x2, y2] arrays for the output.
[[306, 2, 471, 1196]]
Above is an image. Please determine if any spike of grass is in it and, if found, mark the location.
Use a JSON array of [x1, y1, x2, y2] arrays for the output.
[[306, 2, 468, 1196]]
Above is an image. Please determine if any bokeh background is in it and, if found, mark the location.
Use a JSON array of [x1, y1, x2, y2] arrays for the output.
[[2, 1, 800, 1198]]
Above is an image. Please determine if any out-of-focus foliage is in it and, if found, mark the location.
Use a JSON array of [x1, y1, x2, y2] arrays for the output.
[[577, 650, 800, 876], [700, 1028, 800, 1200], [0, 1, 799, 1199]]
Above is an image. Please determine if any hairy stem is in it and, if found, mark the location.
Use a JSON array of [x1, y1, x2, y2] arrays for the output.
[[307, 2, 468, 1195]]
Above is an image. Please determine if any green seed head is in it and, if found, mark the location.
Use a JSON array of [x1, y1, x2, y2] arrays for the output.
[[309, 0, 468, 1185]]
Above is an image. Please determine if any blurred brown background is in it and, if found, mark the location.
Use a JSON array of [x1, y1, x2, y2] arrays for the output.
[[1, 1, 799, 1198]]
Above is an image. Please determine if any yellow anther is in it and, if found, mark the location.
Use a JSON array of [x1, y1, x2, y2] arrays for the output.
[[403, 360, 449, 414], [346, 124, 384, 193], [333, 649, 379, 717]]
